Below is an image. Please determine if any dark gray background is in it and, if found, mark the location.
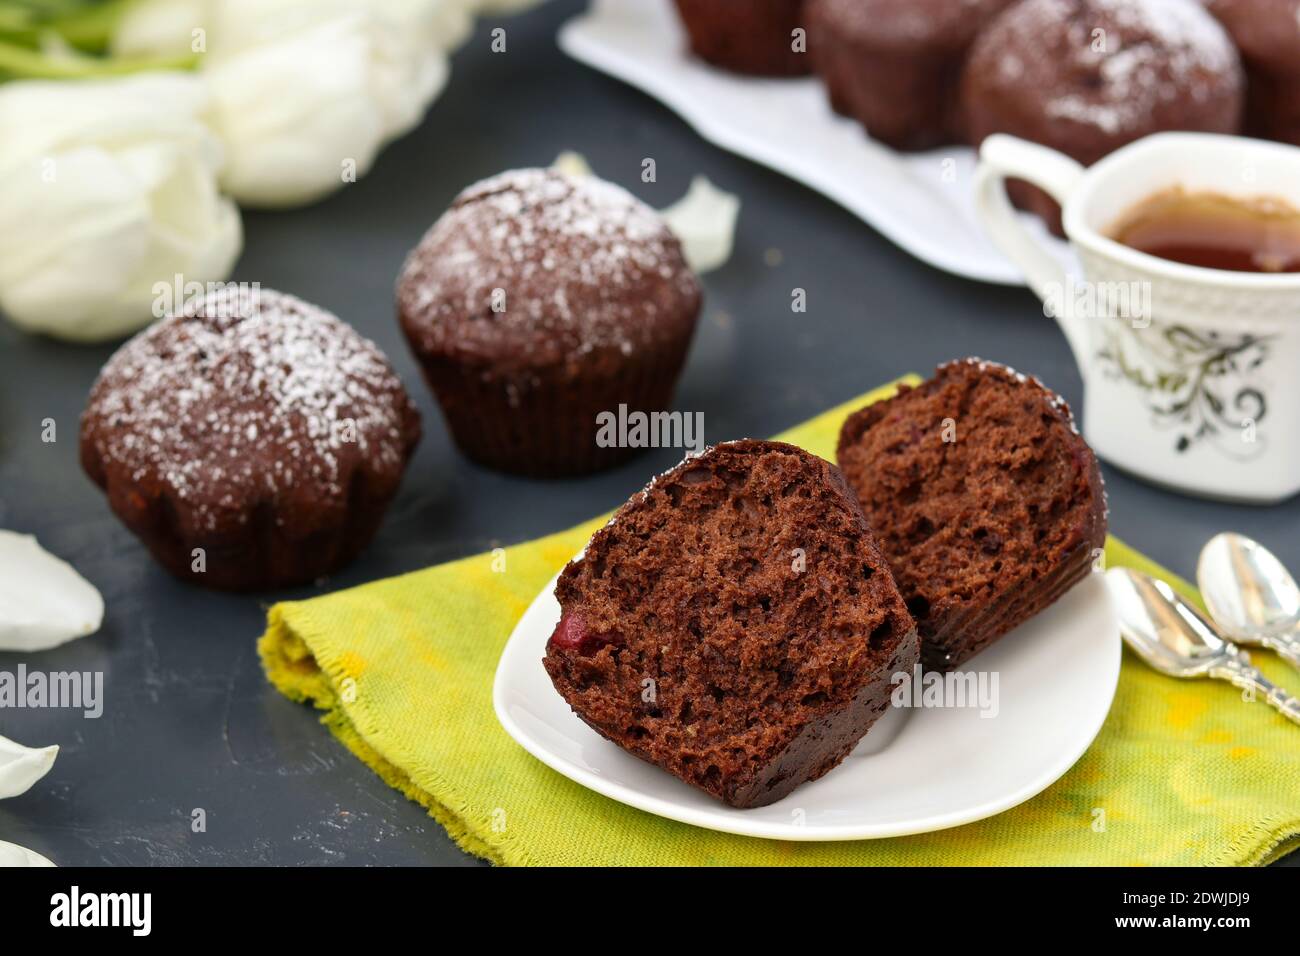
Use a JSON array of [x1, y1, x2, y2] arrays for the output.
[[1, 0, 1295, 866]]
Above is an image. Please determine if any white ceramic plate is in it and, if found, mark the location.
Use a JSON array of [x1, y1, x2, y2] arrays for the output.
[[494, 566, 1120, 841], [558, 0, 1080, 286]]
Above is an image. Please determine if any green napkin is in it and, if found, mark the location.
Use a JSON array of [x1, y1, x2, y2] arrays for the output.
[[259, 379, 1300, 865]]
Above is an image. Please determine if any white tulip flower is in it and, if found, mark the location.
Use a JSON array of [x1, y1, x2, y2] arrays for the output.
[[184, 0, 462, 207], [0, 73, 241, 342], [368, 0, 474, 135], [204, 15, 392, 208], [111, 0, 209, 60], [222, 0, 472, 135]]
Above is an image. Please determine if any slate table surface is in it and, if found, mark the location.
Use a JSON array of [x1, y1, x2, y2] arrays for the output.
[[1, 0, 1295, 866]]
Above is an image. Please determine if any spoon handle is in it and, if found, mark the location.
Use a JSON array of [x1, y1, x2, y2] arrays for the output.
[[1210, 656, 1300, 726], [1261, 632, 1300, 671]]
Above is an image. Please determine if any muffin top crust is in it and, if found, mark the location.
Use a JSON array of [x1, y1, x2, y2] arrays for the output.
[[80, 287, 420, 534], [396, 168, 701, 370], [966, 0, 1242, 141], [808, 0, 1014, 52]]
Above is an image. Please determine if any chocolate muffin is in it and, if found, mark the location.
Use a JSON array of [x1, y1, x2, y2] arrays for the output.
[[673, 0, 810, 76], [80, 288, 421, 592], [397, 169, 702, 478], [1204, 0, 1300, 146], [962, 0, 1244, 233], [836, 360, 1107, 671], [544, 440, 919, 809], [806, 0, 1015, 151]]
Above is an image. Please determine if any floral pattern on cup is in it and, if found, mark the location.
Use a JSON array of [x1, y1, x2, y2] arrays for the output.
[[1096, 316, 1274, 461]]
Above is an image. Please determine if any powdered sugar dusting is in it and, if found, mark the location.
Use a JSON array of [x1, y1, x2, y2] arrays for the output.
[[83, 288, 418, 533], [396, 168, 700, 366], [978, 0, 1241, 137]]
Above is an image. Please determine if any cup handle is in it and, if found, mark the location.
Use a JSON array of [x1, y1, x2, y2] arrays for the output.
[[973, 134, 1088, 362]]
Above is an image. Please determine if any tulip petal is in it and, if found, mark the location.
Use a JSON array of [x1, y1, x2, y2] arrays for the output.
[[0, 531, 104, 653], [207, 18, 386, 207], [0, 841, 56, 867], [659, 175, 741, 274], [0, 735, 58, 800]]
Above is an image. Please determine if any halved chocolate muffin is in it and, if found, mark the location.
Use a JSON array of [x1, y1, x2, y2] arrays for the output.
[[673, 0, 810, 76], [836, 360, 1107, 671], [80, 288, 421, 591], [544, 440, 919, 808], [397, 168, 702, 477]]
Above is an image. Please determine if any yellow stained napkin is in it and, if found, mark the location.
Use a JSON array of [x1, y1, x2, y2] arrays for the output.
[[259, 379, 1300, 865]]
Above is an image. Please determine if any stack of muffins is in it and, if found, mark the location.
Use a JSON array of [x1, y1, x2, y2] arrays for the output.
[[672, 0, 1299, 231]]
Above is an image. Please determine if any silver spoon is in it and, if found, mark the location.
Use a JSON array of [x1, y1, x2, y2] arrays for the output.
[[1197, 532, 1300, 671], [1106, 567, 1300, 726]]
